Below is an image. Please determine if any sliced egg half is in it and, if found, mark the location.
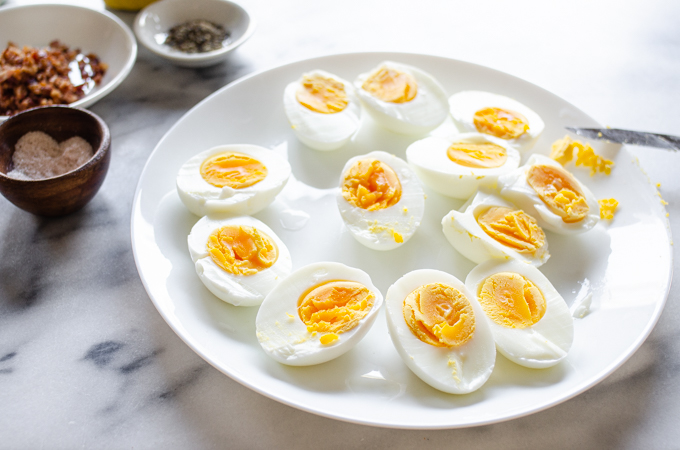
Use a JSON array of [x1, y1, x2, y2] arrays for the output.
[[337, 151, 425, 251], [498, 154, 600, 235], [448, 91, 545, 152], [354, 61, 449, 136], [256, 262, 383, 366], [283, 70, 361, 151], [406, 132, 520, 200], [442, 190, 549, 266], [465, 260, 574, 368], [177, 144, 291, 217], [188, 215, 292, 306], [385, 269, 496, 394]]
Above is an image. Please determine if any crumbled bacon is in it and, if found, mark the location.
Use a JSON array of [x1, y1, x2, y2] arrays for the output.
[[0, 40, 108, 116]]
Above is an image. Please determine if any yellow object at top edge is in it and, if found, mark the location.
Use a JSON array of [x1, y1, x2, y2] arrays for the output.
[[104, 0, 158, 11]]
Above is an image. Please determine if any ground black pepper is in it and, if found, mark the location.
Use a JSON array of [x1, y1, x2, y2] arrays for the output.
[[164, 19, 229, 53]]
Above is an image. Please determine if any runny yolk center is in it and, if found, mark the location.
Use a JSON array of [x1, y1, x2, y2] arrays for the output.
[[526, 164, 589, 223], [476, 206, 546, 254], [296, 73, 349, 114], [479, 272, 546, 328], [473, 107, 529, 140], [341, 159, 402, 211], [200, 152, 267, 189], [447, 141, 508, 168], [207, 225, 278, 276], [298, 280, 375, 344], [403, 283, 476, 348], [361, 66, 418, 103]]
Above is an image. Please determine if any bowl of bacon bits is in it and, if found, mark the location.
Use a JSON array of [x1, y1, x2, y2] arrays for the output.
[[0, 4, 137, 122]]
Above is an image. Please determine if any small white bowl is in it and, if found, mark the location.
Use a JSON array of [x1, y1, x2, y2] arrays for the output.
[[134, 0, 256, 68], [0, 3, 137, 122]]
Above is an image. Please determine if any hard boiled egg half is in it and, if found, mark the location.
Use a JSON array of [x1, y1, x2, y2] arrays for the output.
[[442, 190, 550, 266], [449, 91, 545, 152], [177, 144, 291, 217], [188, 215, 292, 306], [406, 132, 520, 199], [465, 260, 574, 368], [354, 61, 449, 135], [385, 269, 496, 394], [498, 154, 600, 235], [337, 151, 425, 251], [283, 70, 361, 151], [256, 262, 383, 366]]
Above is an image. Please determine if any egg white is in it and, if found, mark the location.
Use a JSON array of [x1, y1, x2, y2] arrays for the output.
[[448, 91, 545, 152], [441, 189, 550, 266], [188, 215, 292, 306], [337, 151, 425, 251], [406, 132, 520, 200], [385, 269, 496, 394], [255, 262, 383, 366], [283, 70, 361, 151], [354, 61, 449, 136], [498, 154, 600, 235], [176, 144, 291, 217], [465, 260, 574, 369]]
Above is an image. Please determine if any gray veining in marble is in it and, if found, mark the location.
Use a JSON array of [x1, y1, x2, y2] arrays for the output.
[[1, 0, 679, 448]]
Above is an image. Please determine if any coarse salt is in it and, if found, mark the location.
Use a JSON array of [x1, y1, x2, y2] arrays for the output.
[[7, 131, 94, 180]]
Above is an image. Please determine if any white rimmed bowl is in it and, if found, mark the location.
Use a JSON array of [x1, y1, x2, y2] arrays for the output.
[[0, 3, 137, 122], [134, 0, 256, 68]]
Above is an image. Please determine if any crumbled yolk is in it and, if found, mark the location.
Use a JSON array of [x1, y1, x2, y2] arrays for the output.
[[207, 225, 278, 275], [361, 66, 417, 103], [599, 198, 619, 219], [477, 206, 546, 254], [200, 152, 267, 189], [527, 165, 589, 223], [403, 283, 475, 348], [319, 333, 339, 345], [296, 73, 348, 114], [479, 272, 546, 328], [447, 141, 508, 168], [298, 281, 375, 339], [473, 107, 529, 140], [341, 159, 402, 210], [550, 136, 614, 176]]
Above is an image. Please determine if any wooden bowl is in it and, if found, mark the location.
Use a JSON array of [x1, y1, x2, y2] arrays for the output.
[[0, 106, 111, 216]]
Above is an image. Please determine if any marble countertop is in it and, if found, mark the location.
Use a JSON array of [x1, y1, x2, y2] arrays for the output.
[[1, 0, 679, 448]]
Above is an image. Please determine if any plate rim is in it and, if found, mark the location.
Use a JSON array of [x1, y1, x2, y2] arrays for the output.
[[130, 50, 674, 429]]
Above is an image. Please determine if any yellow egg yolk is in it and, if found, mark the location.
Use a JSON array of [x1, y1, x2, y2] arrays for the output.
[[599, 198, 618, 219], [207, 225, 278, 275], [341, 159, 402, 210], [447, 141, 508, 168], [473, 107, 529, 140], [478, 272, 546, 328], [295, 73, 349, 114], [403, 283, 475, 348], [526, 164, 589, 223], [550, 136, 614, 176], [298, 281, 375, 341], [361, 66, 417, 103], [200, 152, 267, 189], [477, 206, 546, 254]]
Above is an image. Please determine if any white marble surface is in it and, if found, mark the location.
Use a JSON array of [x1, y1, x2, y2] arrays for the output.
[[1, 0, 679, 448]]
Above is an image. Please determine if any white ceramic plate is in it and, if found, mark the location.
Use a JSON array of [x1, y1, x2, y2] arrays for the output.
[[0, 3, 137, 121], [131, 52, 672, 429]]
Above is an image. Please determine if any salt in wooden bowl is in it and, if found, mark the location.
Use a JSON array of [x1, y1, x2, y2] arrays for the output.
[[0, 106, 111, 216]]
